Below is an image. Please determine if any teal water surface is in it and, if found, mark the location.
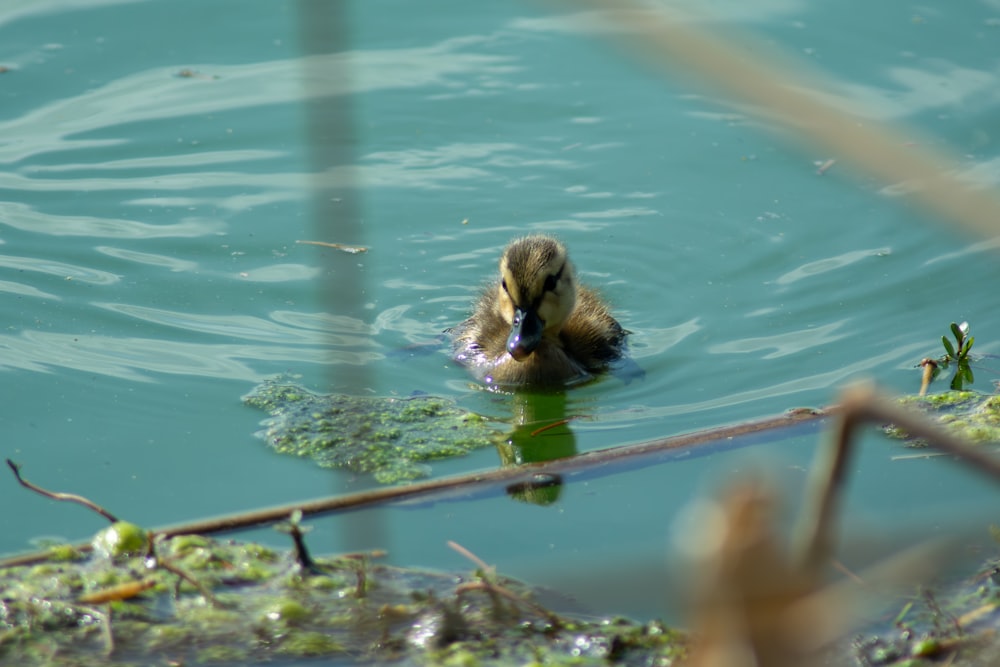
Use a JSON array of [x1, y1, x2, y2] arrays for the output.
[[2, 0, 1000, 631]]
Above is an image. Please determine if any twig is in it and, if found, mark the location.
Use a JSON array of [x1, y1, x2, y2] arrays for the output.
[[831, 558, 865, 585], [100, 605, 114, 656], [455, 580, 563, 629], [447, 540, 495, 578], [146, 534, 222, 607], [78, 578, 156, 605], [275, 510, 318, 572], [6, 459, 119, 523], [289, 523, 316, 572], [794, 381, 1000, 579], [530, 417, 576, 437], [157, 556, 222, 607], [918, 358, 937, 396], [0, 407, 832, 568]]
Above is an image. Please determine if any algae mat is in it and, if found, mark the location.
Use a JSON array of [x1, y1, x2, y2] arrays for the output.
[[0, 533, 687, 666], [887, 391, 1000, 444], [243, 381, 502, 484]]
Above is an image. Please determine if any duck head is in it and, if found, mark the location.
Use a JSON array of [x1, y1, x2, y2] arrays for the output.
[[496, 236, 577, 361]]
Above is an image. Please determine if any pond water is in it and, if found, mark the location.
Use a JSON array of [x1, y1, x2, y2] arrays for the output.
[[2, 0, 1000, 641]]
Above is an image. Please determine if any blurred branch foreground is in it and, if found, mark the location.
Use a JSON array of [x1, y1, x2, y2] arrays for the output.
[[684, 382, 1000, 666], [563, 0, 1000, 240]]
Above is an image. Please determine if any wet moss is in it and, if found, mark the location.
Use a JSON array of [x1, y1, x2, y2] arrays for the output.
[[243, 380, 502, 483], [196, 644, 251, 663], [262, 598, 310, 625], [276, 630, 345, 656], [91, 522, 149, 559], [0, 532, 690, 666], [46, 544, 83, 562], [842, 552, 1000, 666], [889, 391, 1000, 445]]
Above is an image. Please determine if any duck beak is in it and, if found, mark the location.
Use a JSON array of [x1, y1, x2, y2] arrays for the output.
[[507, 306, 543, 361]]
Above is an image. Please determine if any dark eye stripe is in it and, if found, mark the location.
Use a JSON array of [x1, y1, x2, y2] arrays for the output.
[[543, 263, 564, 293]]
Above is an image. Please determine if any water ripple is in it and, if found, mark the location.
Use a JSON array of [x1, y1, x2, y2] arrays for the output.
[[0, 47, 515, 164], [0, 279, 59, 300], [0, 329, 379, 382], [23, 149, 286, 173], [603, 342, 926, 422], [775, 247, 891, 286], [0, 201, 224, 238], [708, 320, 848, 359], [630, 318, 702, 358], [96, 302, 374, 347], [0, 254, 119, 284], [95, 246, 199, 272]]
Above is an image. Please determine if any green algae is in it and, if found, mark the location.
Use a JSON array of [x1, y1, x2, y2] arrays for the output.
[[0, 531, 689, 667], [91, 522, 149, 559], [243, 380, 502, 484], [887, 391, 1000, 445], [843, 553, 1000, 666]]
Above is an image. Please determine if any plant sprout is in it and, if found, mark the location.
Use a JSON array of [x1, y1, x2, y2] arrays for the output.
[[940, 321, 975, 391]]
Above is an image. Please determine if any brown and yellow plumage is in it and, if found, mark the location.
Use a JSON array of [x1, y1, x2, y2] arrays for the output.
[[450, 235, 627, 388]]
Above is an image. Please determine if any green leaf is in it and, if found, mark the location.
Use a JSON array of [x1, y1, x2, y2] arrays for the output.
[[942, 336, 956, 359], [964, 365, 975, 384], [962, 336, 975, 356], [950, 322, 963, 341]]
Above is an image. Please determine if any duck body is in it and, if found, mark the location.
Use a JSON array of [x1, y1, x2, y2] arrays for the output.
[[450, 235, 627, 388]]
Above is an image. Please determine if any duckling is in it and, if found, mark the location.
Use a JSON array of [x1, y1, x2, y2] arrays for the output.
[[450, 235, 627, 387]]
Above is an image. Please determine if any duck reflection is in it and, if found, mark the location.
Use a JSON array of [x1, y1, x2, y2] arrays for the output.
[[497, 391, 575, 505]]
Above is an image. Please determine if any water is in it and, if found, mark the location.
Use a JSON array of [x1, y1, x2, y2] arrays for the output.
[[2, 0, 999, 630]]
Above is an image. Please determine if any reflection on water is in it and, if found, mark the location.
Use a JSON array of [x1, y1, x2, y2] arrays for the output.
[[498, 391, 576, 506]]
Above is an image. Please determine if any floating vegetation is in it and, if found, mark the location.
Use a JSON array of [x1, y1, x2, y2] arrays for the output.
[[7, 383, 1000, 665], [918, 321, 978, 395], [0, 531, 688, 667], [895, 322, 999, 444], [243, 380, 502, 484], [887, 392, 1000, 445], [846, 554, 1000, 666]]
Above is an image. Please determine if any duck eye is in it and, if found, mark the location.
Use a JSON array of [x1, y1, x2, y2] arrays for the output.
[[501, 279, 509, 293], [543, 273, 558, 293]]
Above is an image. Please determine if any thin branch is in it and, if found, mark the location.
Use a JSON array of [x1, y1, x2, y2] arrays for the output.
[[156, 557, 222, 608], [794, 381, 1000, 577], [447, 540, 495, 578], [1, 407, 830, 568], [456, 580, 563, 629], [530, 417, 576, 437], [6, 459, 119, 523]]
